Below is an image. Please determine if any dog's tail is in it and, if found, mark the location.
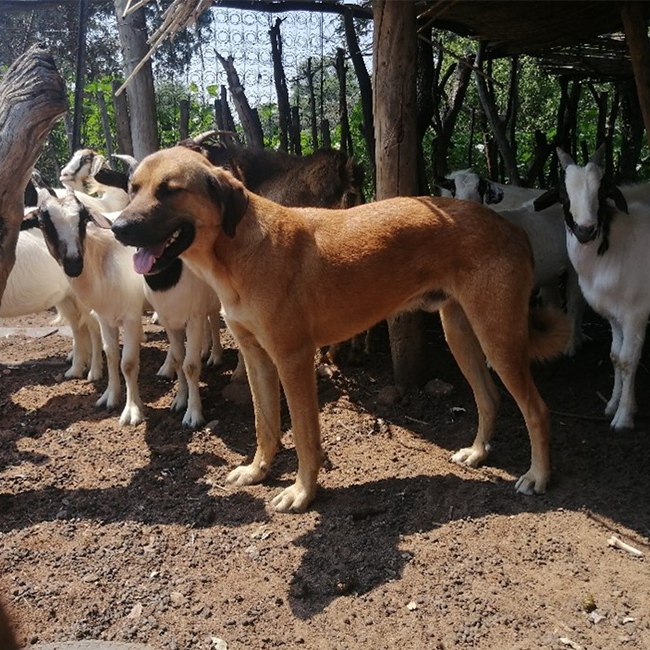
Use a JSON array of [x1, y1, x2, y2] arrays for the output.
[[528, 308, 571, 361]]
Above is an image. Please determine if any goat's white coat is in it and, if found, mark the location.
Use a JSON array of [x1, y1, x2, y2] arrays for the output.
[[59, 150, 130, 213], [443, 170, 585, 354], [0, 228, 102, 379], [40, 196, 146, 426], [563, 160, 650, 430], [144, 266, 223, 428]]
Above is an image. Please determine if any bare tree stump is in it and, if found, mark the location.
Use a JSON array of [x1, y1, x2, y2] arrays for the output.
[[0, 45, 67, 306]]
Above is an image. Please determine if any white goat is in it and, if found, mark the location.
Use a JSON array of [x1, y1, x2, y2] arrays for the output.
[[59, 149, 130, 214], [140, 261, 223, 428], [437, 170, 585, 355], [34, 191, 146, 426], [435, 169, 544, 210], [535, 147, 647, 431], [1, 223, 103, 380]]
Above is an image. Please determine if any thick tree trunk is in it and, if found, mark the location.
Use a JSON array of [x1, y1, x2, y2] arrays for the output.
[[216, 52, 264, 149], [344, 7, 375, 177], [114, 0, 158, 159], [270, 18, 291, 153], [290, 105, 302, 155], [112, 78, 133, 156], [0, 46, 67, 305], [374, 0, 427, 388], [620, 1, 650, 155]]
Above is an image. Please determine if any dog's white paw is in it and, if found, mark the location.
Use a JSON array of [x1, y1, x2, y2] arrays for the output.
[[119, 402, 144, 427], [514, 468, 548, 495], [270, 483, 314, 513], [226, 463, 267, 486], [450, 443, 490, 468], [182, 408, 204, 430]]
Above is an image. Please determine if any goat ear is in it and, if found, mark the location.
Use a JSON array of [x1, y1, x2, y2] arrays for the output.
[[480, 180, 504, 205], [556, 147, 575, 170], [433, 177, 456, 192], [90, 154, 106, 176], [89, 209, 114, 230], [603, 180, 629, 214], [590, 143, 606, 167], [206, 171, 249, 238], [21, 209, 39, 231], [533, 188, 560, 212]]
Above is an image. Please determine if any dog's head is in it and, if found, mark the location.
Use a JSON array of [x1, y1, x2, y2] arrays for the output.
[[111, 146, 249, 275]]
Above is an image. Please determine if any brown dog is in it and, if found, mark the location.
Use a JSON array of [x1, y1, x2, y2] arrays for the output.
[[112, 146, 568, 512]]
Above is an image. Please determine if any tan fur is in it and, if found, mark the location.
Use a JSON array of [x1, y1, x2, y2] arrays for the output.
[[115, 147, 569, 512]]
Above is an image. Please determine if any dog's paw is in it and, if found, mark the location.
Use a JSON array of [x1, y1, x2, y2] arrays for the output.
[[450, 443, 490, 468], [514, 469, 548, 495], [270, 483, 314, 513], [182, 408, 204, 430], [226, 464, 267, 486]]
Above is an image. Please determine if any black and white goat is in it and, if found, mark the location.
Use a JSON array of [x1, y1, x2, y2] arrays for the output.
[[26, 190, 146, 426], [2, 219, 103, 380], [435, 169, 585, 355], [534, 146, 647, 431], [59, 149, 130, 213], [434, 169, 545, 210]]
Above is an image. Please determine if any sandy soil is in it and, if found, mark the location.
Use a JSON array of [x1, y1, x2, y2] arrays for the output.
[[1, 308, 649, 650]]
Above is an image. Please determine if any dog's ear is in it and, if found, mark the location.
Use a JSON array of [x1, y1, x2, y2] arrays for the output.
[[601, 179, 629, 214], [206, 171, 249, 238], [533, 188, 560, 212]]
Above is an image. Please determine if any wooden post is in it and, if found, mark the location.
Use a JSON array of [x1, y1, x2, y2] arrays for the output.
[[475, 42, 520, 185], [620, 2, 650, 154], [291, 105, 302, 155], [0, 46, 67, 305], [179, 98, 190, 140], [335, 48, 352, 157], [344, 7, 375, 177], [373, 0, 428, 388], [72, 0, 90, 151], [307, 57, 319, 150], [216, 52, 264, 149], [96, 90, 114, 162], [270, 18, 291, 153], [111, 78, 133, 156], [114, 0, 159, 159]]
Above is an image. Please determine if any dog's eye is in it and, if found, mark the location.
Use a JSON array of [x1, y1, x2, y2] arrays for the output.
[[156, 183, 182, 200]]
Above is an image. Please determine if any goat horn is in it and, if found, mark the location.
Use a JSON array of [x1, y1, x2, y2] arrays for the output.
[[113, 154, 139, 170], [192, 130, 219, 144]]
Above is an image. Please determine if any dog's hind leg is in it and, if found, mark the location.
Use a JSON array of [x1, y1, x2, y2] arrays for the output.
[[271, 349, 323, 512], [225, 327, 282, 488], [461, 301, 551, 495], [440, 301, 501, 469]]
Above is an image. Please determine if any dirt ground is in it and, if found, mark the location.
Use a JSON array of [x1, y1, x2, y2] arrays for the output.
[[0, 308, 649, 650]]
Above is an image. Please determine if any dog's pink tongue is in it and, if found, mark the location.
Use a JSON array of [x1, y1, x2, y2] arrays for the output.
[[133, 242, 167, 274]]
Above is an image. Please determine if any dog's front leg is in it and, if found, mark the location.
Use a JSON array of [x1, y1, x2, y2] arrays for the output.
[[226, 329, 281, 487], [271, 351, 323, 513]]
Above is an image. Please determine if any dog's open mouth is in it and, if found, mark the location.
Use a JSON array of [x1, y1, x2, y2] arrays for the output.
[[132, 222, 195, 275]]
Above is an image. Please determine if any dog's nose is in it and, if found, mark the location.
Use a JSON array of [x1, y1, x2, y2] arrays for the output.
[[111, 215, 135, 244]]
